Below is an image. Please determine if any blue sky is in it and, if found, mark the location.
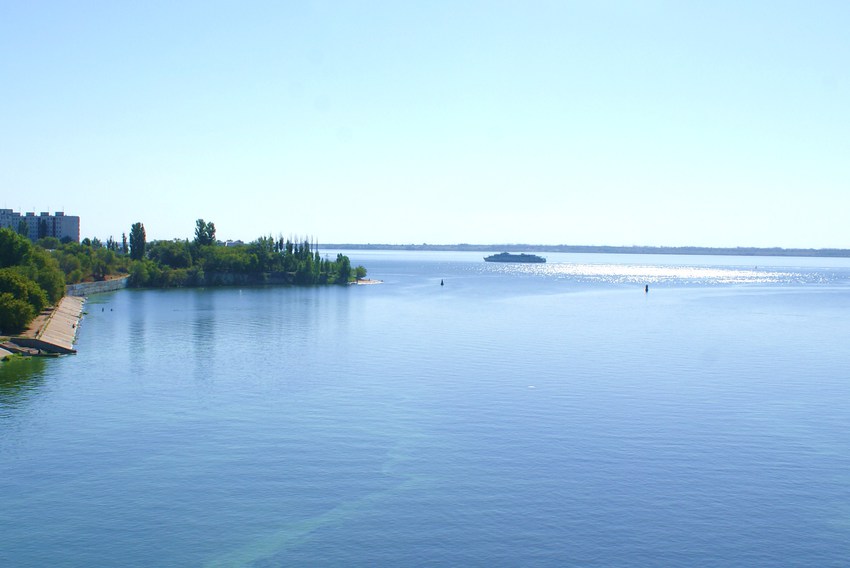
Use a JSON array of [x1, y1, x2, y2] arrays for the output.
[[2, 1, 848, 247]]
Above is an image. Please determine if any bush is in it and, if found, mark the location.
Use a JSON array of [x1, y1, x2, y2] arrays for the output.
[[0, 292, 36, 334], [0, 228, 30, 268], [163, 268, 188, 287], [0, 268, 49, 314], [186, 265, 205, 286], [25, 248, 65, 303], [129, 260, 150, 287], [36, 236, 61, 250], [148, 240, 192, 268]]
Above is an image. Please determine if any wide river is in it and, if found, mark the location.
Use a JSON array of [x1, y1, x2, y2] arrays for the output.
[[2, 251, 850, 567]]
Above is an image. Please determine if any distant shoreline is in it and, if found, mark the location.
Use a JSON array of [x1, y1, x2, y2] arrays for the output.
[[322, 244, 850, 258]]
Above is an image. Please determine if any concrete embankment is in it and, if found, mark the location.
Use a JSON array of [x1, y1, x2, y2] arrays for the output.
[[3, 276, 125, 359], [66, 276, 129, 297], [13, 296, 85, 354]]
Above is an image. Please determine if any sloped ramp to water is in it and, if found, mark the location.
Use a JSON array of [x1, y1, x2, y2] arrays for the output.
[[13, 296, 85, 354]]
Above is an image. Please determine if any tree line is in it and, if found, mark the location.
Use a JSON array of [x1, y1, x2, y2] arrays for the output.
[[128, 219, 365, 288], [0, 220, 366, 333]]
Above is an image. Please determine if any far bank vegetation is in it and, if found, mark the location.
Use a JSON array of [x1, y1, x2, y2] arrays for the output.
[[129, 220, 365, 288]]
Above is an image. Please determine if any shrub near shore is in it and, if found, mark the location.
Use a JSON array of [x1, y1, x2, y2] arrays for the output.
[[0, 229, 65, 333]]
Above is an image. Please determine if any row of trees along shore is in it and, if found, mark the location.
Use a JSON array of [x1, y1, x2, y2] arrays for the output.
[[0, 220, 366, 334]]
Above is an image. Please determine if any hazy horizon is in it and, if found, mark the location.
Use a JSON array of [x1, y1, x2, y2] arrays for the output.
[[320, 241, 849, 249]]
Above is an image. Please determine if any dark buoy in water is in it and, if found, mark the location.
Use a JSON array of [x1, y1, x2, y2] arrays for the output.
[[440, 279, 444, 286], [645, 284, 649, 293]]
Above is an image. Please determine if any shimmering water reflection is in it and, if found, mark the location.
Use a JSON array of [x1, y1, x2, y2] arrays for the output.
[[489, 261, 799, 284]]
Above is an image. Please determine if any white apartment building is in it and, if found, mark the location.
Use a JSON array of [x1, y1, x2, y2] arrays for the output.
[[0, 209, 80, 243]]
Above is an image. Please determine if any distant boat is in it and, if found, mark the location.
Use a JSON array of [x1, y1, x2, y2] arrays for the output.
[[484, 252, 546, 264]]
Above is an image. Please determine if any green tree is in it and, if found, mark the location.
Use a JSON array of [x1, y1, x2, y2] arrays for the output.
[[335, 253, 351, 284], [148, 240, 192, 268], [0, 268, 49, 314], [0, 228, 31, 267], [91, 249, 117, 281], [129, 222, 146, 261], [17, 219, 28, 237], [0, 230, 62, 304], [56, 252, 83, 284], [0, 292, 35, 334], [129, 259, 150, 287], [0, 230, 65, 331], [52, 242, 93, 283], [186, 265, 205, 286], [122, 233, 128, 254], [194, 219, 216, 246], [248, 236, 277, 272], [37, 236, 61, 250], [22, 248, 65, 303]]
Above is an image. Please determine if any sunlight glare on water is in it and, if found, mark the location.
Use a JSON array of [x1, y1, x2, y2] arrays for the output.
[[485, 260, 820, 285]]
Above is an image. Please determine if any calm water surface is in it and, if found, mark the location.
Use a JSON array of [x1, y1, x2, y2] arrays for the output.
[[2, 251, 850, 567]]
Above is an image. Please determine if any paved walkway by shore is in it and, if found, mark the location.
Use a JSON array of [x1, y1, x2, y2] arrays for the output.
[[14, 296, 86, 354]]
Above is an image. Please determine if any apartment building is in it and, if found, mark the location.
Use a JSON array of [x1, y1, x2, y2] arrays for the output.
[[0, 209, 80, 243]]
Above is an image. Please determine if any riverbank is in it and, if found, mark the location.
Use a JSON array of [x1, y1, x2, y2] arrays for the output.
[[66, 275, 129, 297], [5, 277, 125, 357], [7, 296, 86, 355]]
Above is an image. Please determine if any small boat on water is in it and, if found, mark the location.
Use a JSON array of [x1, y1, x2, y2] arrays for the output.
[[484, 252, 546, 263]]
